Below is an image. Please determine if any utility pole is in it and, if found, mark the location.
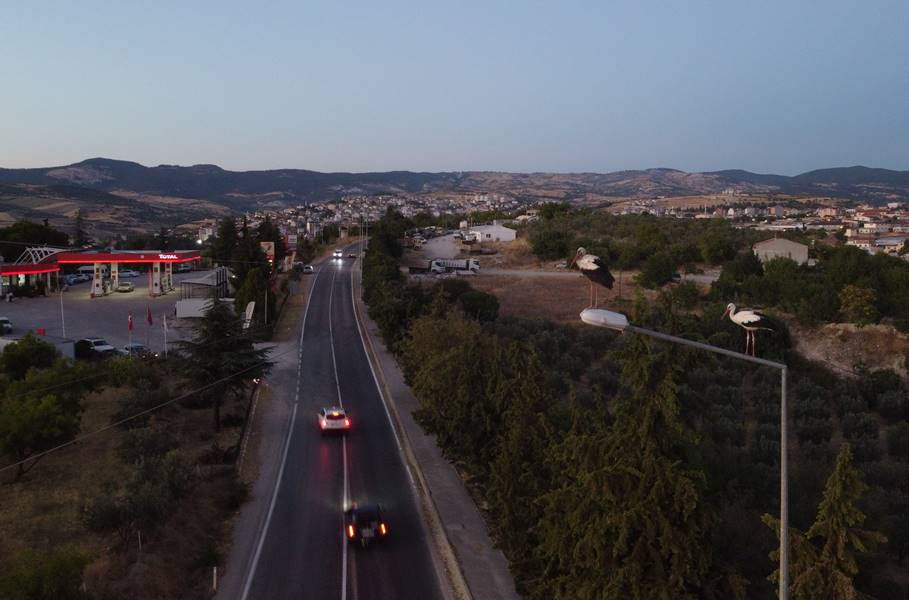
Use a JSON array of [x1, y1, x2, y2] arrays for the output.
[[59, 288, 66, 338]]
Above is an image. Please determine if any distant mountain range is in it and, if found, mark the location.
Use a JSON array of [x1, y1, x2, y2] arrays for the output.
[[1, 158, 908, 235]]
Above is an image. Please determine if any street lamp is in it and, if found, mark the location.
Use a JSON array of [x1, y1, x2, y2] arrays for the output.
[[579, 308, 790, 600]]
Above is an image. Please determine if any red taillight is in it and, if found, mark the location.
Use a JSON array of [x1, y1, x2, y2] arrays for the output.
[[379, 523, 387, 535], [347, 525, 355, 539], [319, 421, 326, 429], [344, 418, 350, 428]]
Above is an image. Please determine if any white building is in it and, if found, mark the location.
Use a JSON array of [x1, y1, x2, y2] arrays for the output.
[[468, 223, 517, 243], [752, 237, 809, 265]]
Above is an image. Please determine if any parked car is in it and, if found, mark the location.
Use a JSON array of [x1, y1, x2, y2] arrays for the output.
[[344, 504, 388, 547], [65, 273, 90, 284], [347, 253, 357, 258], [176, 263, 193, 273], [303, 265, 315, 274], [118, 269, 140, 278], [75, 337, 117, 359], [0, 316, 12, 334], [118, 343, 158, 359], [116, 282, 135, 293]]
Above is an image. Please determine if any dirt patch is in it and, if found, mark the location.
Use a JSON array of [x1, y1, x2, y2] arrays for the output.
[[470, 270, 650, 324], [790, 321, 909, 378]]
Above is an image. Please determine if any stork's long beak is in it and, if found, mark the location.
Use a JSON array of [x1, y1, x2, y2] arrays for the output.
[[569, 252, 580, 268], [721, 307, 730, 319]]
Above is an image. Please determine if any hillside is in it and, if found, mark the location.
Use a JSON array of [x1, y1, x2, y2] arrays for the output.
[[1, 159, 908, 236]]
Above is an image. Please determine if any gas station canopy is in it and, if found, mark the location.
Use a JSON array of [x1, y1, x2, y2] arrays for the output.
[[54, 250, 200, 264]]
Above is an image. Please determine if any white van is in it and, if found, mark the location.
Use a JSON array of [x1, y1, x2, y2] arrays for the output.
[[76, 265, 109, 276]]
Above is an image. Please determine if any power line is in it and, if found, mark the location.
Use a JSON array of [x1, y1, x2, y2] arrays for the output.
[[1, 320, 280, 402], [0, 347, 290, 476]]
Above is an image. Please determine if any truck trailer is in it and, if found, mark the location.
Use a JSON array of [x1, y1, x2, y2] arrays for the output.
[[430, 258, 480, 273], [407, 258, 481, 275]]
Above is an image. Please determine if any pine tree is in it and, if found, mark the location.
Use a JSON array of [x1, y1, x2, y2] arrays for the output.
[[211, 217, 238, 265], [764, 443, 886, 599], [177, 292, 272, 431]]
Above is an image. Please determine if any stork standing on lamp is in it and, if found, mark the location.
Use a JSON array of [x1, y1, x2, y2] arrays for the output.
[[723, 302, 774, 356], [569, 247, 615, 308]]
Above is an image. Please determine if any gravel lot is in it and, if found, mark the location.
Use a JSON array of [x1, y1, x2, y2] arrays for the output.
[[0, 271, 214, 353]]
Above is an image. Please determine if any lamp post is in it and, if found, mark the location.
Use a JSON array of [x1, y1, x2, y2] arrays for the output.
[[579, 308, 789, 600]]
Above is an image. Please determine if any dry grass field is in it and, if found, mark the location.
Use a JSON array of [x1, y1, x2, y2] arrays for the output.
[[608, 193, 845, 213], [470, 270, 651, 323], [0, 388, 128, 563], [0, 378, 249, 599]]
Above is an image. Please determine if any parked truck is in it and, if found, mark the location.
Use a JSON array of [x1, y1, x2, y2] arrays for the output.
[[407, 258, 481, 275], [431, 258, 480, 273]]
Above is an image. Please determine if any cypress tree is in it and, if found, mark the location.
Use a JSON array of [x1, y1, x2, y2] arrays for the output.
[[487, 349, 551, 590], [535, 334, 729, 600], [764, 443, 886, 599]]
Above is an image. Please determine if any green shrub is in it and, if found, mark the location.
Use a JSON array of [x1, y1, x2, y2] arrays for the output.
[[842, 412, 879, 440], [888, 422, 909, 458], [878, 391, 908, 423], [459, 290, 500, 322], [0, 547, 89, 600], [638, 252, 675, 288], [529, 228, 574, 260], [851, 434, 883, 462]]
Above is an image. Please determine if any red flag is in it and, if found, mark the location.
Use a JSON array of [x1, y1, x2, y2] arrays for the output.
[[146, 305, 154, 326], [128, 313, 134, 331]]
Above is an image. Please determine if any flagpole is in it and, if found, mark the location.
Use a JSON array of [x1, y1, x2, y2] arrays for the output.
[[128, 313, 132, 355], [163, 314, 168, 358]]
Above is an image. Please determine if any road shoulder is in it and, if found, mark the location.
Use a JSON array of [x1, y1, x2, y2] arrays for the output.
[[215, 268, 316, 600], [352, 263, 520, 600]]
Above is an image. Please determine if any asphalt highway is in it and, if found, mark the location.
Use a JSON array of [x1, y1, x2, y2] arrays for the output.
[[242, 251, 442, 600]]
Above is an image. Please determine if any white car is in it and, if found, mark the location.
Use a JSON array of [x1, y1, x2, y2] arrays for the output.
[[0, 317, 11, 334], [119, 269, 140, 278], [116, 281, 135, 293], [318, 406, 350, 434], [333, 249, 344, 259]]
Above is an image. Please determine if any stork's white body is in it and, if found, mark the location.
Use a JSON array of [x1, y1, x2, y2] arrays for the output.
[[723, 303, 773, 356], [570, 247, 615, 308]]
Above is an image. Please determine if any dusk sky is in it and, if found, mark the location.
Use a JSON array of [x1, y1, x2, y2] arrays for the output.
[[2, 1, 907, 174]]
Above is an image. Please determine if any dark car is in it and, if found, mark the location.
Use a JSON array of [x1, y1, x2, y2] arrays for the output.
[[75, 337, 117, 360], [118, 343, 158, 359], [344, 504, 388, 547]]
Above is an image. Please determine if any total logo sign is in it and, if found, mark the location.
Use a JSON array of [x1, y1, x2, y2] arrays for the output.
[[158, 254, 179, 260]]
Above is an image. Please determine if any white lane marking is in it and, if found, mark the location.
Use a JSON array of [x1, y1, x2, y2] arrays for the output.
[[341, 437, 350, 600], [239, 266, 321, 600], [328, 269, 350, 600], [348, 263, 416, 487], [239, 403, 297, 600]]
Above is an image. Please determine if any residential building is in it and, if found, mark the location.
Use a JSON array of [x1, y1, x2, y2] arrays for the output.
[[752, 237, 809, 265]]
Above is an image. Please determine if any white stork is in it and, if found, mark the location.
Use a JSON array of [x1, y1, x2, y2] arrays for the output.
[[569, 247, 615, 308], [722, 302, 774, 356]]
